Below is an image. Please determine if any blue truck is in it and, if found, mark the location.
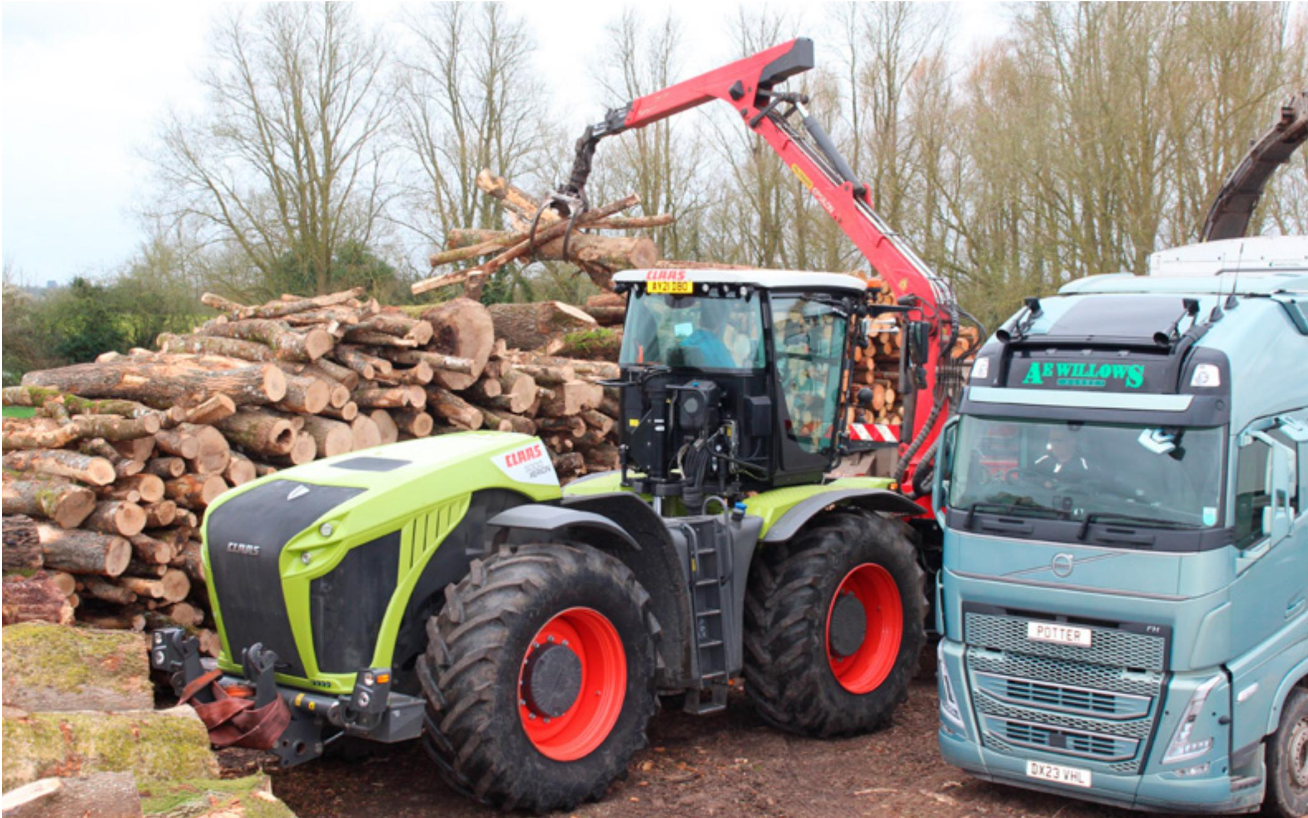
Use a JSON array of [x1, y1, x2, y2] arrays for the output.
[[934, 91, 1308, 816]]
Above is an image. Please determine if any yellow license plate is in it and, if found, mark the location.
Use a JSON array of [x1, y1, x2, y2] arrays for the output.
[[647, 280, 693, 294]]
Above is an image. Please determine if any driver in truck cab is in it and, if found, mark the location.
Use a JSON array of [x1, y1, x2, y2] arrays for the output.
[[1032, 426, 1091, 482]]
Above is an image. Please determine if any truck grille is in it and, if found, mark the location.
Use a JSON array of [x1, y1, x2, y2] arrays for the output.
[[964, 612, 1166, 774]]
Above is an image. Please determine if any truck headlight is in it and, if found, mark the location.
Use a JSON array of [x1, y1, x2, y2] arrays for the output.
[[938, 642, 965, 731], [1163, 675, 1222, 764], [1189, 364, 1221, 388]]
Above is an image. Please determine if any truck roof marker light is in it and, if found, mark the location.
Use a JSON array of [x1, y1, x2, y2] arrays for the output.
[[1190, 364, 1221, 388], [1162, 674, 1223, 765], [970, 358, 990, 381]]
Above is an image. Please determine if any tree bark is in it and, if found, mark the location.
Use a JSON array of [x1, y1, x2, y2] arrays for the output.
[[22, 358, 286, 408], [2, 419, 79, 451], [201, 286, 364, 320], [156, 332, 275, 361], [38, 525, 131, 576], [487, 302, 597, 351], [421, 298, 493, 390], [1, 574, 74, 625], [3, 515, 43, 570]]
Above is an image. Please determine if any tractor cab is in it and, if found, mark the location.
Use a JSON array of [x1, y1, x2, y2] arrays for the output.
[[611, 268, 873, 507]]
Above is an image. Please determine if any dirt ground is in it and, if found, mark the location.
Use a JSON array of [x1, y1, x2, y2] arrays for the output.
[[219, 662, 1140, 818]]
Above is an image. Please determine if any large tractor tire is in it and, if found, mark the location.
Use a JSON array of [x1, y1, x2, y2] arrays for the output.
[[743, 508, 926, 737], [418, 543, 659, 812]]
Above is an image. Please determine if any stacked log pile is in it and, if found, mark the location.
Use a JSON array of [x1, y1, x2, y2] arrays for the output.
[[3, 288, 625, 649]]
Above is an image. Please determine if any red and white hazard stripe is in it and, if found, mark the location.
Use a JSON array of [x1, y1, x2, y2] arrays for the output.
[[847, 423, 900, 443]]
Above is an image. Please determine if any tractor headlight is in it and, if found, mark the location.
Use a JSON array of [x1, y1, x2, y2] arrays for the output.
[[1163, 675, 1222, 764], [937, 642, 965, 731]]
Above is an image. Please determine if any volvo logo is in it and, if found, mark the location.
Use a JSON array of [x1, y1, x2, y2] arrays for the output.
[[287, 485, 310, 501], [227, 541, 261, 557], [1051, 553, 1075, 578]]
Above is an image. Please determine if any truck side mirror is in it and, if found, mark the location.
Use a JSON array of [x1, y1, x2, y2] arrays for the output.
[[1247, 429, 1297, 545], [933, 417, 960, 526], [907, 321, 931, 366]]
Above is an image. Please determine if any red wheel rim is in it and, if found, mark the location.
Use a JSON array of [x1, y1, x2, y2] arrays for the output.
[[825, 563, 903, 694], [517, 607, 626, 761]]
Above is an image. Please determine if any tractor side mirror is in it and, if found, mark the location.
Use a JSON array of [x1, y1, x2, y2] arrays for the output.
[[907, 321, 931, 366]]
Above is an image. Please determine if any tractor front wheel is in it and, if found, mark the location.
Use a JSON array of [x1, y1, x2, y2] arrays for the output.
[[743, 509, 926, 737], [418, 543, 658, 812]]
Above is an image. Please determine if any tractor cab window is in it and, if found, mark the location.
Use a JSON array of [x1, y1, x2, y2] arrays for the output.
[[770, 295, 848, 454], [619, 289, 765, 371]]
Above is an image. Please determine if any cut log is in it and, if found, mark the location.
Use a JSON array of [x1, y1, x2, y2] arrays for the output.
[[165, 474, 227, 509], [1, 773, 143, 818], [224, 452, 257, 486], [477, 407, 511, 431], [183, 393, 238, 425], [269, 431, 316, 466], [79, 575, 138, 606], [202, 286, 364, 319], [350, 416, 382, 451], [511, 361, 576, 385], [351, 386, 412, 409], [389, 361, 434, 385], [491, 369, 539, 414], [581, 409, 616, 436], [145, 457, 186, 479], [378, 348, 474, 375], [161, 601, 205, 628], [153, 427, 199, 459], [73, 609, 145, 631], [2, 419, 78, 450], [215, 410, 296, 456], [173, 540, 205, 585], [321, 401, 359, 421], [480, 408, 536, 435], [70, 413, 159, 441], [488, 302, 598, 351], [2, 449, 116, 486], [117, 569, 190, 603], [439, 228, 658, 272], [536, 380, 603, 417], [536, 416, 587, 437], [392, 409, 434, 438], [421, 299, 493, 390], [1, 574, 74, 625], [277, 374, 331, 414], [111, 437, 156, 463], [78, 439, 144, 478], [333, 344, 384, 380], [126, 532, 171, 564], [2, 475, 96, 528], [345, 312, 434, 344], [370, 409, 399, 445], [21, 358, 286, 408], [83, 501, 147, 538], [3, 515, 43, 571], [200, 318, 333, 361], [426, 387, 482, 430], [465, 376, 503, 402], [300, 416, 354, 458], [141, 501, 177, 528], [305, 357, 360, 390], [156, 332, 274, 361], [37, 525, 131, 576], [98, 474, 162, 504]]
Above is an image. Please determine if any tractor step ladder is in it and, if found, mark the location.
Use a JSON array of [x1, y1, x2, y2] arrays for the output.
[[686, 527, 730, 714]]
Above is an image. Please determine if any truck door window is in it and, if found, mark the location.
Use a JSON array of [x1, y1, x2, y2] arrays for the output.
[[1234, 438, 1272, 549]]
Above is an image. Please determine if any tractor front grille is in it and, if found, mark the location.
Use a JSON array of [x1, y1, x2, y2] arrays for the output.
[[964, 611, 1167, 775]]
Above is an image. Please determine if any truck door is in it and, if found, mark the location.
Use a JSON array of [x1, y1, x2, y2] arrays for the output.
[[1226, 414, 1306, 756]]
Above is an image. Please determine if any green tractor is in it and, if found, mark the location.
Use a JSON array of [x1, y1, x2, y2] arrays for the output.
[[152, 267, 930, 811]]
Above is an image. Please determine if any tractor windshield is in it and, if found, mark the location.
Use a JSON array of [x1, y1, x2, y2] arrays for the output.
[[948, 416, 1225, 530], [619, 290, 765, 370]]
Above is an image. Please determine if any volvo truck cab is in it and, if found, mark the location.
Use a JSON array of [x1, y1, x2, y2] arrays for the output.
[[934, 235, 1308, 814]]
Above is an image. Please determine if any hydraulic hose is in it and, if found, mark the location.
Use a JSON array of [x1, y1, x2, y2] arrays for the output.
[[893, 298, 959, 487]]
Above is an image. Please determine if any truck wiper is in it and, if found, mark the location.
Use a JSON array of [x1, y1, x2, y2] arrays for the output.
[[965, 501, 1066, 530], [1076, 512, 1201, 540]]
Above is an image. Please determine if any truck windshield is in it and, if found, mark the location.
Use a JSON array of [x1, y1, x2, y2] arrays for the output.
[[619, 290, 765, 370], [948, 417, 1224, 529]]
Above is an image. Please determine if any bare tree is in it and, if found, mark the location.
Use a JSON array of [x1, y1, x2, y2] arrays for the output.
[[149, 3, 393, 297]]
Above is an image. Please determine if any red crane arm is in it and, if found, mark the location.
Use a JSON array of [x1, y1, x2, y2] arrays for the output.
[[565, 37, 963, 496]]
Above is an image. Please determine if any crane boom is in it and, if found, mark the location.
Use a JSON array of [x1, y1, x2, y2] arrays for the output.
[[558, 37, 965, 496]]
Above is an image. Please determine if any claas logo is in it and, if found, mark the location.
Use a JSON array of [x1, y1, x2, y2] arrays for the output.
[[505, 444, 544, 467], [645, 270, 686, 281]]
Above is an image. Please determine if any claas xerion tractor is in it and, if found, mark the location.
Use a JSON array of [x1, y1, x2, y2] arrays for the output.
[[151, 38, 978, 812]]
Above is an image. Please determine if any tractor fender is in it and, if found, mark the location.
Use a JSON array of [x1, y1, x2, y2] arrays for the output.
[[761, 489, 924, 542], [487, 504, 641, 551]]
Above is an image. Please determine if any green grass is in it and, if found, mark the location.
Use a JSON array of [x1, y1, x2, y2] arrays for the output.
[[2, 406, 36, 418]]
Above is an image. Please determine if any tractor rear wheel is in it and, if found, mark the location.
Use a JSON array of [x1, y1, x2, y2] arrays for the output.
[[743, 508, 926, 737], [418, 542, 658, 812]]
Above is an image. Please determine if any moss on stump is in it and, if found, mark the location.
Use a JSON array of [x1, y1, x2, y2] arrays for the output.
[[2, 622, 153, 712], [2, 707, 218, 792], [138, 774, 296, 818]]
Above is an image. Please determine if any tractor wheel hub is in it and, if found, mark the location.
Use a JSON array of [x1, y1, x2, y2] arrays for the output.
[[828, 592, 867, 658], [522, 642, 583, 719]]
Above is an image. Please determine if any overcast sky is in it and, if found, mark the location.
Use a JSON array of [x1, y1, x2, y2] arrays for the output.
[[0, 1, 1018, 286]]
